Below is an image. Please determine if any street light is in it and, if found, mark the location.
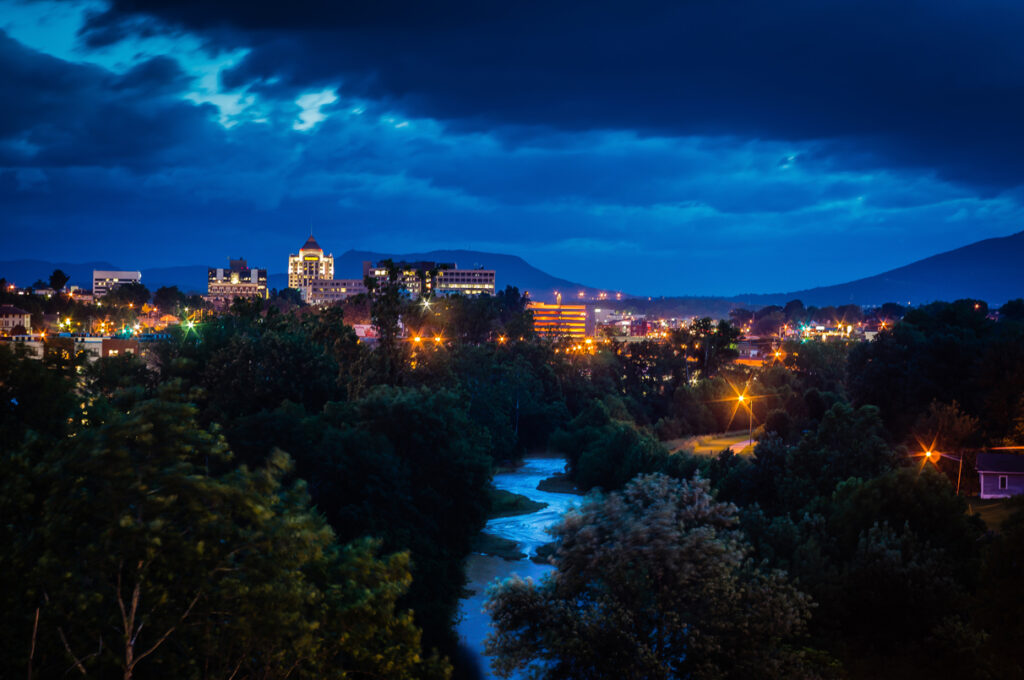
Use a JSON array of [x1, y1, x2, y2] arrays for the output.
[[737, 394, 752, 445], [916, 447, 964, 495]]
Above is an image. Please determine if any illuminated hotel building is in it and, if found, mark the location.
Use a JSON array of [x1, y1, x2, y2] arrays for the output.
[[363, 261, 496, 298], [528, 302, 589, 340], [206, 258, 268, 308], [288, 235, 334, 289]]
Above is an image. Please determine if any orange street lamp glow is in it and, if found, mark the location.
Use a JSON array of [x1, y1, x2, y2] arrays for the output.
[[434, 335, 442, 343], [414, 336, 422, 343]]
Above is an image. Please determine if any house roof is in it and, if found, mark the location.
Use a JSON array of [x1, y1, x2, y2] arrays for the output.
[[300, 235, 322, 252], [976, 452, 1024, 474], [0, 305, 29, 315]]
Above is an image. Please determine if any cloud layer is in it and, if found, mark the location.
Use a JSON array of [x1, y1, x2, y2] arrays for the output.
[[1, 0, 1023, 295]]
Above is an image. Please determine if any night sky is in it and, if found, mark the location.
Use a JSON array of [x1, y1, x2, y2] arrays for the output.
[[3, 0, 1024, 295]]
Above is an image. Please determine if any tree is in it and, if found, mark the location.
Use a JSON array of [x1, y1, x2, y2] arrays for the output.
[[272, 287, 305, 309], [103, 282, 151, 308], [783, 299, 806, 322], [485, 473, 821, 680], [999, 298, 1024, 322], [1, 394, 447, 680], [153, 285, 185, 314], [366, 260, 407, 383], [48, 269, 70, 291]]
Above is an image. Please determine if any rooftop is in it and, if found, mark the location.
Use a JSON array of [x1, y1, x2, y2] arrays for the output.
[[300, 235, 323, 252], [976, 452, 1024, 474], [0, 305, 29, 315]]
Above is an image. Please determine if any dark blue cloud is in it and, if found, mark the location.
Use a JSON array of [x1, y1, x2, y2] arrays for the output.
[[2, 1, 1024, 296], [83, 0, 1024, 189], [0, 31, 221, 169]]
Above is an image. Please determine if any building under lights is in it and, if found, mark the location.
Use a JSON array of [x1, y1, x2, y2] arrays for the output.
[[206, 258, 269, 308], [303, 278, 368, 305], [528, 302, 590, 340], [92, 270, 142, 299], [288, 235, 335, 289], [0, 305, 31, 335], [363, 260, 496, 297]]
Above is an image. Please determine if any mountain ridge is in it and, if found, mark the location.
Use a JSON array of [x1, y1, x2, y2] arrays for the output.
[[2, 231, 1022, 309]]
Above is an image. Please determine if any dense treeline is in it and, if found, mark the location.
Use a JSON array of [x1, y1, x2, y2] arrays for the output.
[[499, 298, 1024, 679], [0, 281, 559, 679], [5, 285, 1024, 679]]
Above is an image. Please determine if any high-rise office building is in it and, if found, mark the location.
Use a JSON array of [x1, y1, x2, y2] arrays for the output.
[[288, 235, 334, 289]]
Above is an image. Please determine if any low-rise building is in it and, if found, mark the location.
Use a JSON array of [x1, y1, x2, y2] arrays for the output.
[[529, 302, 589, 340], [0, 305, 31, 335], [363, 260, 496, 298], [93, 270, 142, 298], [101, 338, 140, 358], [302, 279, 368, 305], [436, 267, 496, 296], [977, 453, 1024, 499], [206, 258, 268, 309]]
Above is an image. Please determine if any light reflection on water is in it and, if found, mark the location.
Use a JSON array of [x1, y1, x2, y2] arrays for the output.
[[456, 455, 580, 679]]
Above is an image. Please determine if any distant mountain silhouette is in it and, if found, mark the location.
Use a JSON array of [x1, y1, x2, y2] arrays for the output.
[[0, 260, 120, 290], [314, 249, 613, 301], [737, 230, 1024, 307], [3, 232, 1021, 308], [0, 251, 606, 301]]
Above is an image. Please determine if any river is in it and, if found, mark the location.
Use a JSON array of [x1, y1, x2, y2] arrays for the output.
[[456, 455, 581, 679]]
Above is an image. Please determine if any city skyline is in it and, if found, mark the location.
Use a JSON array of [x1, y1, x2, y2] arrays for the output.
[[4, 1, 1024, 296]]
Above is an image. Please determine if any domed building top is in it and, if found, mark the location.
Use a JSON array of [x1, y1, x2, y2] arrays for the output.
[[300, 235, 323, 252]]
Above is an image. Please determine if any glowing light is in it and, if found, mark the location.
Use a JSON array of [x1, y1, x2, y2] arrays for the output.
[[414, 336, 422, 343]]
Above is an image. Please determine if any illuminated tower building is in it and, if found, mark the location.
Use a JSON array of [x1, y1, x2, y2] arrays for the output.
[[288, 235, 334, 289]]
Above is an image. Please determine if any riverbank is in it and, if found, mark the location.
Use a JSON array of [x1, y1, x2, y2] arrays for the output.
[[488, 488, 548, 519], [457, 455, 580, 680]]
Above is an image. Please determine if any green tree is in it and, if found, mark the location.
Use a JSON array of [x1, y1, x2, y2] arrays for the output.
[[1, 395, 446, 680], [0, 342, 80, 450], [48, 269, 70, 291], [366, 259, 407, 384], [103, 282, 151, 308], [485, 473, 822, 679], [153, 285, 185, 313]]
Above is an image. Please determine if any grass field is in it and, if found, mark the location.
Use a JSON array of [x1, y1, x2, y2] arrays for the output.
[[968, 497, 1018, 531], [665, 431, 754, 456]]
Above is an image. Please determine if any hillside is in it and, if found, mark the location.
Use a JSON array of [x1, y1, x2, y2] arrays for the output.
[[740, 230, 1024, 307]]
